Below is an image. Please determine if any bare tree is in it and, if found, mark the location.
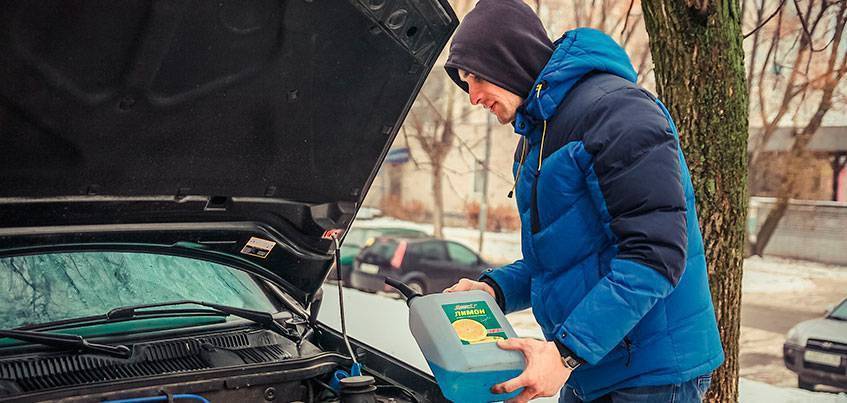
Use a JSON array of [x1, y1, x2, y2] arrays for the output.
[[403, 76, 460, 239], [744, 0, 847, 256]]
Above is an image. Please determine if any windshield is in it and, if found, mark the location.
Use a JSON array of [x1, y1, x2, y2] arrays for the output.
[[830, 300, 847, 320], [0, 252, 276, 329]]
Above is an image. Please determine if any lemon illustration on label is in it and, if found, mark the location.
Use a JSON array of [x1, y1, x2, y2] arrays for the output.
[[442, 301, 508, 345], [452, 318, 487, 342]]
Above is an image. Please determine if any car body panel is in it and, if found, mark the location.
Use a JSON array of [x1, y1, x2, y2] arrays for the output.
[[0, 0, 457, 304], [783, 299, 847, 389], [0, 1, 458, 401]]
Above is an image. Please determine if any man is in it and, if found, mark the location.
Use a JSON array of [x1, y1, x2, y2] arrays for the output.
[[442, 1, 724, 402]]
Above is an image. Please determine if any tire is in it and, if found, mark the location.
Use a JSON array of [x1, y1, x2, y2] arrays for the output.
[[798, 377, 815, 391], [407, 280, 427, 295]]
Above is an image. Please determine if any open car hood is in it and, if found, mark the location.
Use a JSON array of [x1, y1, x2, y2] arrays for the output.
[[0, 1, 457, 305]]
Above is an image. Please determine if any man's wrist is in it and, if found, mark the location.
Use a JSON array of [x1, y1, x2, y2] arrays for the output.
[[553, 339, 586, 367], [479, 275, 506, 311]]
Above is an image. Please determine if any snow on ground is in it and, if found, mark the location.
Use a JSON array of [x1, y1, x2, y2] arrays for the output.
[[740, 378, 847, 402], [743, 263, 817, 293], [743, 256, 847, 294]]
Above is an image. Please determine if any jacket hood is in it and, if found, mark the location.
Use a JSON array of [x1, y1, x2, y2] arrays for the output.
[[444, 0, 553, 97], [515, 28, 638, 139]]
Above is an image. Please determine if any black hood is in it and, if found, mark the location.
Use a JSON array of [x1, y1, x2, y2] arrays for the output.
[[444, 0, 553, 97], [0, 1, 457, 304]]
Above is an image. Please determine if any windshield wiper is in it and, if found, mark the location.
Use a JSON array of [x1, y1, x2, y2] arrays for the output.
[[0, 329, 131, 358], [18, 300, 291, 338], [106, 300, 292, 336]]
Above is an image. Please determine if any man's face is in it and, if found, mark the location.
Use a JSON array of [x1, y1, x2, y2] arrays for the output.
[[458, 69, 523, 125]]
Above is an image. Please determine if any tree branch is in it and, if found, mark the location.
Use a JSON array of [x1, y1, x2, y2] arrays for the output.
[[743, 0, 785, 38]]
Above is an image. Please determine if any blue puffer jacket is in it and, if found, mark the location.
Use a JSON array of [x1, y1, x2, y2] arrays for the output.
[[480, 28, 724, 400]]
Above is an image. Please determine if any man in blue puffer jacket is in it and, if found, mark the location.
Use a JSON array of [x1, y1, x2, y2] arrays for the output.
[[442, 1, 724, 402]]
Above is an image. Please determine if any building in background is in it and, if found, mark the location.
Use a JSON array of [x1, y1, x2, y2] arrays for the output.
[[749, 126, 847, 202]]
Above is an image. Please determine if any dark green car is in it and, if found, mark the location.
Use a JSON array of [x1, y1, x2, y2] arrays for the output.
[[330, 226, 428, 285]]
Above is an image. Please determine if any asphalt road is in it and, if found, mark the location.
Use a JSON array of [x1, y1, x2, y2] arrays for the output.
[[741, 302, 821, 334]]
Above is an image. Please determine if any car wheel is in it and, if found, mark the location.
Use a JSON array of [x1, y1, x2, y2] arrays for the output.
[[408, 280, 426, 295], [798, 377, 815, 391]]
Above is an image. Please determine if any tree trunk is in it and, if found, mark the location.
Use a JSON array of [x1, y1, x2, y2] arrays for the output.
[[642, 1, 749, 402], [432, 160, 444, 239]]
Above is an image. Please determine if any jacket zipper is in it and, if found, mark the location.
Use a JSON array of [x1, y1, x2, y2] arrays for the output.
[[530, 82, 547, 234], [624, 337, 633, 368]]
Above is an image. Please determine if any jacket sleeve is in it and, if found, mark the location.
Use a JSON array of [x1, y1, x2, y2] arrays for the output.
[[479, 259, 532, 314], [554, 87, 688, 365]]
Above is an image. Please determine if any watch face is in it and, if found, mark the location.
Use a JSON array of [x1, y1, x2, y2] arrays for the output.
[[563, 356, 581, 369]]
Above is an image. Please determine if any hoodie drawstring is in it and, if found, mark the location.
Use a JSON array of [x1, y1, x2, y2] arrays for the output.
[[507, 138, 528, 198], [508, 83, 548, 199], [535, 83, 548, 174]]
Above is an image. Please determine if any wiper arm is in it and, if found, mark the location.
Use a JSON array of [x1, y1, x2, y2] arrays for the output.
[[0, 329, 131, 358], [107, 300, 291, 336]]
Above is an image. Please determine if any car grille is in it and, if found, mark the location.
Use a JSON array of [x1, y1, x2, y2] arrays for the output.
[[807, 339, 847, 355], [805, 339, 847, 374]]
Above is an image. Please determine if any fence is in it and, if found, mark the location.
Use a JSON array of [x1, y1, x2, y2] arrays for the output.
[[748, 197, 847, 265]]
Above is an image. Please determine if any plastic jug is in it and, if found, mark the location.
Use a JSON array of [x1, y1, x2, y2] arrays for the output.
[[386, 278, 525, 402]]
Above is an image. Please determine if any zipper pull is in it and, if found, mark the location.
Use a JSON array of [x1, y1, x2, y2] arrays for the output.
[[624, 338, 633, 368], [535, 83, 543, 98]]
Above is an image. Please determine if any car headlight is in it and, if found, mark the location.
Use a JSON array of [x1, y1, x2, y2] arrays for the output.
[[786, 326, 802, 345]]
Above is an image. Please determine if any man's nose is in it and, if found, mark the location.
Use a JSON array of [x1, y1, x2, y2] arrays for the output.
[[468, 85, 482, 105]]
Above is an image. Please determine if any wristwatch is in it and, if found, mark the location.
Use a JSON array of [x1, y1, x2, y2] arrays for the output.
[[554, 339, 584, 370], [561, 355, 582, 370]]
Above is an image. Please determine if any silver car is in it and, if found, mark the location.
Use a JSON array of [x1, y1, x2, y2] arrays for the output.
[[784, 298, 847, 391]]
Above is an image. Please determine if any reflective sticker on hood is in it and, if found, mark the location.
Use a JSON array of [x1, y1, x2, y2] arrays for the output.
[[240, 237, 276, 259], [322, 229, 344, 240]]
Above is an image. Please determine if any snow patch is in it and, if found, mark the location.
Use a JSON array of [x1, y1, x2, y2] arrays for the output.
[[743, 256, 847, 293]]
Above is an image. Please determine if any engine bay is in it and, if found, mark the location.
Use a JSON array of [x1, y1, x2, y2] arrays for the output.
[[0, 325, 433, 403]]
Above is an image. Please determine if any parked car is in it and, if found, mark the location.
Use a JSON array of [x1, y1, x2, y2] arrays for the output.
[[783, 297, 847, 391], [0, 1, 457, 402], [349, 237, 489, 295], [328, 226, 429, 285]]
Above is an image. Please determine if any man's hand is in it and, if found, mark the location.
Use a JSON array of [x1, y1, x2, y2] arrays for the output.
[[443, 278, 495, 298], [492, 338, 572, 403]]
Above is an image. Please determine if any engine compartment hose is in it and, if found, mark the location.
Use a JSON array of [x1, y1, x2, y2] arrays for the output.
[[102, 393, 210, 403]]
